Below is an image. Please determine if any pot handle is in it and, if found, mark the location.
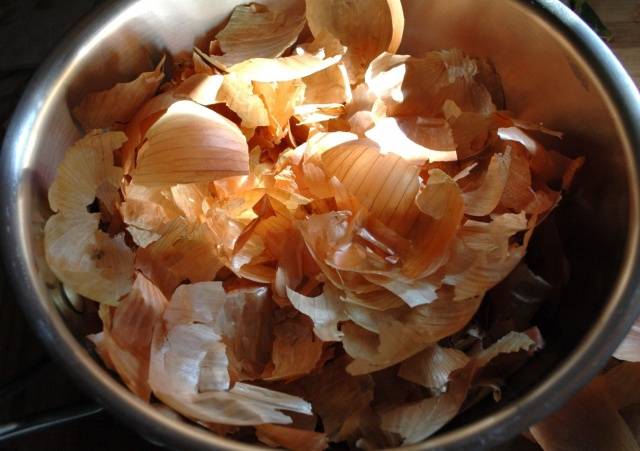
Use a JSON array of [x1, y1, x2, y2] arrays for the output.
[[0, 403, 103, 444], [0, 357, 103, 444]]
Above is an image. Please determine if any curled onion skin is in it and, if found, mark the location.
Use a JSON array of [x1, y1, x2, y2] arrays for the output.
[[322, 139, 421, 236], [73, 56, 166, 130], [213, 2, 306, 68], [530, 378, 640, 451], [43, 4, 587, 445], [133, 100, 249, 186], [306, 0, 404, 80]]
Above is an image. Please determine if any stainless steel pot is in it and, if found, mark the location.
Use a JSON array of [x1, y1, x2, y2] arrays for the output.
[[2, 0, 640, 449]]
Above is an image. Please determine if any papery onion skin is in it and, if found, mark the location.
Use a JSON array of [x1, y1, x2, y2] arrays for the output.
[[132, 100, 249, 186], [73, 57, 166, 130], [41, 6, 587, 446]]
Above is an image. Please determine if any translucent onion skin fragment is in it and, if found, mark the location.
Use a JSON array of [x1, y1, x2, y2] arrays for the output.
[[305, 0, 404, 79], [462, 150, 511, 217], [403, 169, 464, 279], [217, 73, 270, 128], [45, 213, 134, 305], [286, 286, 346, 341], [48, 131, 126, 214], [38, 9, 587, 446], [213, 2, 306, 68], [530, 378, 639, 451], [614, 318, 640, 362], [134, 218, 223, 297], [45, 128, 135, 304], [398, 345, 470, 390], [366, 50, 495, 117], [321, 139, 420, 236], [344, 295, 483, 374], [226, 52, 342, 82], [602, 362, 640, 411], [133, 100, 249, 185], [382, 331, 537, 444], [296, 356, 375, 442], [381, 364, 472, 444], [120, 91, 182, 174], [256, 424, 328, 451], [149, 281, 312, 426], [73, 57, 165, 130], [95, 273, 168, 400]]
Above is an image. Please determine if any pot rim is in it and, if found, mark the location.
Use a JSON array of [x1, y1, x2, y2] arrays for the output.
[[2, 0, 640, 449]]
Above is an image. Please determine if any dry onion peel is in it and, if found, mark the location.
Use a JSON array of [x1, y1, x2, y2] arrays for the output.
[[91, 273, 168, 400], [462, 150, 511, 216], [45, 130, 133, 304], [45, 4, 585, 448], [365, 117, 458, 164], [530, 377, 639, 451], [212, 2, 306, 68], [135, 218, 223, 297], [254, 78, 306, 139], [149, 281, 311, 425], [48, 131, 126, 214], [365, 50, 495, 118], [601, 362, 640, 411], [615, 318, 640, 362], [256, 424, 328, 451], [133, 100, 249, 185], [72, 56, 166, 130], [398, 345, 470, 391], [217, 73, 270, 128], [403, 169, 464, 279], [264, 313, 324, 381], [382, 331, 537, 444], [286, 285, 347, 341], [344, 295, 483, 374], [321, 139, 421, 236], [173, 73, 225, 106], [305, 0, 404, 80], [302, 63, 352, 105], [225, 50, 342, 82], [45, 213, 134, 305]]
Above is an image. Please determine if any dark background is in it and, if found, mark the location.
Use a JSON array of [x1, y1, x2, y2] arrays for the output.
[[0, 1, 160, 450], [0, 1, 637, 450]]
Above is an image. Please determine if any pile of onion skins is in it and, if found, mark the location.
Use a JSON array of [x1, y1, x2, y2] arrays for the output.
[[43, 1, 584, 449]]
